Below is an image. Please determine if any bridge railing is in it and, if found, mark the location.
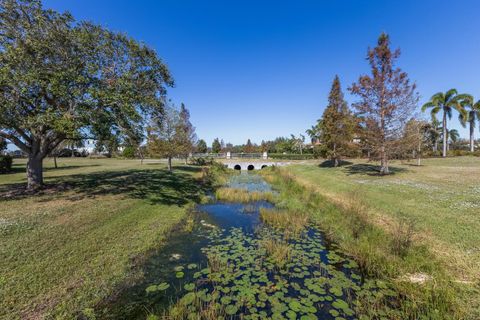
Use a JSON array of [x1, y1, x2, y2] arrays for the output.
[[191, 152, 267, 159], [230, 153, 262, 159], [191, 153, 227, 159]]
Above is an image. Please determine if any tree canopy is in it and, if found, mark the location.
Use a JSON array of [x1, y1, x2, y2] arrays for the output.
[[147, 103, 180, 171], [196, 139, 208, 153], [349, 33, 418, 174], [421, 89, 464, 157], [316, 76, 356, 166], [212, 138, 222, 153], [0, 0, 173, 189]]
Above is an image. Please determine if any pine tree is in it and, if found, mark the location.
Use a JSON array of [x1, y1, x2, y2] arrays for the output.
[[175, 103, 197, 163], [349, 33, 418, 174], [212, 138, 222, 153], [196, 139, 208, 153], [244, 139, 254, 153], [318, 76, 356, 167]]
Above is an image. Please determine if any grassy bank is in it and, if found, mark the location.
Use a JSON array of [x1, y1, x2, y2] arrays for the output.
[[285, 157, 480, 283], [215, 187, 275, 203], [0, 158, 210, 319], [262, 159, 480, 319]]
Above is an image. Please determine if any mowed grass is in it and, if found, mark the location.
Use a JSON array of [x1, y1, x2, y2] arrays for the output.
[[0, 158, 208, 319], [286, 157, 480, 280], [279, 157, 480, 317]]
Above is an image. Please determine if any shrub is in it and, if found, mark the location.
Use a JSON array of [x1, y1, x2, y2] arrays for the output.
[[190, 156, 214, 166], [0, 155, 13, 173], [122, 146, 136, 158]]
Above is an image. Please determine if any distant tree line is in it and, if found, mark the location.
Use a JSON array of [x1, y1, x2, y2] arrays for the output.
[[194, 135, 311, 155]]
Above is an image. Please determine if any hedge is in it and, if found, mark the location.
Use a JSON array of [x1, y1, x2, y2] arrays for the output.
[[0, 155, 13, 173], [268, 153, 316, 160]]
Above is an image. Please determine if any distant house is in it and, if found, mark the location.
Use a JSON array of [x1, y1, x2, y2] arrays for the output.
[[79, 139, 96, 154], [9, 150, 27, 158], [78, 139, 125, 155]]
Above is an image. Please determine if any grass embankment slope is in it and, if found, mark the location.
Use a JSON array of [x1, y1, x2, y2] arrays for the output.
[[268, 157, 480, 318], [0, 158, 208, 319]]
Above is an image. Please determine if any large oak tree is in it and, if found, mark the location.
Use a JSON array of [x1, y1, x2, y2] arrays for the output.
[[0, 0, 173, 189]]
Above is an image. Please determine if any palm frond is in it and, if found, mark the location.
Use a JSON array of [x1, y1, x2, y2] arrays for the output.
[[430, 106, 441, 117], [458, 113, 467, 128], [421, 101, 436, 112], [457, 93, 474, 106], [445, 88, 458, 102]]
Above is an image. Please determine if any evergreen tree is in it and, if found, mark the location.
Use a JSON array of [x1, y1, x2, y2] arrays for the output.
[[196, 139, 208, 153], [244, 139, 254, 153], [176, 103, 197, 163], [212, 138, 222, 153], [318, 76, 356, 167], [349, 33, 418, 174]]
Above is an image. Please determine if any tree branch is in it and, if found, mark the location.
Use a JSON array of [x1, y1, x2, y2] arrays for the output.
[[0, 130, 30, 153], [12, 126, 32, 144]]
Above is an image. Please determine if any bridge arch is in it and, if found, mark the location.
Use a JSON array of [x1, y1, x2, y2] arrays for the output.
[[261, 165, 268, 169], [234, 164, 241, 170], [247, 164, 255, 171]]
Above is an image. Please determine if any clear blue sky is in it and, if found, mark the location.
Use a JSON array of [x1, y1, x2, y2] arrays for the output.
[[43, 0, 480, 146]]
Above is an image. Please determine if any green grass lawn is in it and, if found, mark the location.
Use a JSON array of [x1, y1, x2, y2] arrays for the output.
[[286, 157, 480, 284], [0, 158, 208, 319]]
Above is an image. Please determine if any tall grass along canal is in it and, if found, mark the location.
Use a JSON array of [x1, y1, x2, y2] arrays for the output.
[[99, 172, 393, 319]]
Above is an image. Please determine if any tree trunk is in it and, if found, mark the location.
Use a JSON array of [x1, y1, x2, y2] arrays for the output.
[[433, 140, 438, 153], [333, 143, 338, 167], [417, 140, 422, 166], [442, 111, 447, 157], [470, 121, 475, 152], [167, 157, 172, 172], [380, 145, 389, 174], [27, 155, 44, 190], [53, 156, 58, 169]]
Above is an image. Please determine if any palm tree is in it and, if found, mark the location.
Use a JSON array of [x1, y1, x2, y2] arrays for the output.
[[458, 95, 480, 152], [306, 123, 321, 144], [422, 89, 465, 157], [426, 117, 442, 153], [446, 129, 460, 151]]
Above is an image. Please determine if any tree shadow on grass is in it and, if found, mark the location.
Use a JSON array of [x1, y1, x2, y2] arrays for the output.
[[1, 166, 209, 207], [342, 163, 407, 176], [318, 160, 353, 168], [2, 164, 101, 175]]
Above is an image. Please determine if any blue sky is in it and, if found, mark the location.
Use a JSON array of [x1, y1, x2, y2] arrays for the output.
[[42, 0, 480, 146]]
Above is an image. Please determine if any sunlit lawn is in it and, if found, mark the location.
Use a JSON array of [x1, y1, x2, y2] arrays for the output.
[[287, 157, 480, 283], [0, 158, 206, 319]]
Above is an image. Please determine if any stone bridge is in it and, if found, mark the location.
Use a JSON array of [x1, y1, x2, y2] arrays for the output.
[[224, 161, 290, 171]]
